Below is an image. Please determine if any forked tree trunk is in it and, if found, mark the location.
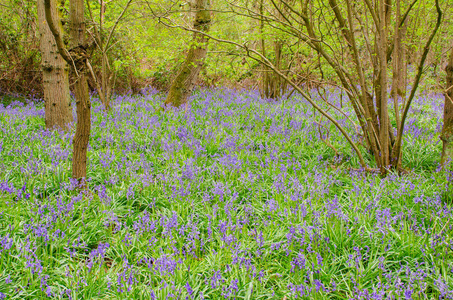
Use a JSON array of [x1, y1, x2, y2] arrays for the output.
[[44, 0, 91, 183], [441, 46, 453, 166], [37, 0, 72, 130], [164, 0, 211, 108]]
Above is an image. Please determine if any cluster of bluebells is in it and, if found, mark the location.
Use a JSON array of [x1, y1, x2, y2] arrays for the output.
[[0, 88, 452, 299]]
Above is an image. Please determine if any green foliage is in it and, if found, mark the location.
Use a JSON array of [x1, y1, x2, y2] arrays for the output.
[[0, 0, 41, 96], [1, 0, 452, 96], [0, 90, 451, 298]]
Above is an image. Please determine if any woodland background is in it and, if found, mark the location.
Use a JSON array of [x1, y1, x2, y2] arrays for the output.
[[1, 0, 451, 98]]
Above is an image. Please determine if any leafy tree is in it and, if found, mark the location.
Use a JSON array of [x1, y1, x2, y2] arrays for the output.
[[159, 0, 443, 174], [86, 0, 133, 111]]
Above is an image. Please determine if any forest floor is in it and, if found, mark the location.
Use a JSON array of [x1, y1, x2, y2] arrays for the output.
[[0, 88, 452, 299]]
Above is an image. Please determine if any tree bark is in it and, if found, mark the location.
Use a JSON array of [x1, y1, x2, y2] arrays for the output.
[[44, 0, 91, 183], [37, 0, 72, 130], [441, 46, 453, 166], [390, 0, 406, 168], [378, 0, 390, 172], [164, 0, 211, 108], [69, 0, 91, 181]]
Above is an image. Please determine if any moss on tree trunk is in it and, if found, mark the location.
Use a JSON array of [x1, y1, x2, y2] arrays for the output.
[[164, 0, 211, 108]]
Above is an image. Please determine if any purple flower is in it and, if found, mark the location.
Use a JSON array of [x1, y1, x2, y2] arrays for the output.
[[313, 279, 325, 292], [185, 282, 193, 298], [404, 288, 412, 299]]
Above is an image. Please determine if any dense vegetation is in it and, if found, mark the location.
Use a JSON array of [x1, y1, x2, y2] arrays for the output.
[[1, 0, 452, 96], [1, 0, 453, 298], [1, 90, 452, 299]]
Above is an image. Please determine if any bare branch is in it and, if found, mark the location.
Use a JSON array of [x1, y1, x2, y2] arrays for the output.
[[105, 0, 133, 49]]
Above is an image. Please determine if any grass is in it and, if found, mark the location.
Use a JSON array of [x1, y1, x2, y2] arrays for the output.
[[0, 88, 452, 299]]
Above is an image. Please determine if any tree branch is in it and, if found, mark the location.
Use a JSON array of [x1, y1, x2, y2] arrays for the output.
[[156, 17, 369, 169], [105, 0, 133, 49], [43, 0, 72, 63], [392, 0, 442, 160]]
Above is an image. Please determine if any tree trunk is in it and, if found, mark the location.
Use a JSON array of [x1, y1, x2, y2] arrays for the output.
[[258, 0, 288, 100], [260, 37, 285, 100], [44, 0, 91, 183], [392, 0, 402, 127], [164, 0, 211, 108], [101, 53, 111, 110], [390, 0, 406, 168], [378, 0, 390, 172], [37, 0, 72, 130], [259, 0, 269, 99], [69, 0, 91, 181], [441, 46, 453, 166]]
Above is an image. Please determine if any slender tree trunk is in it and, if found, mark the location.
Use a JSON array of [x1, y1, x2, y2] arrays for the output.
[[390, 0, 406, 168], [378, 0, 390, 171], [441, 46, 453, 166], [69, 0, 91, 181], [260, 40, 285, 99], [37, 0, 72, 130], [392, 0, 402, 128], [164, 0, 211, 108], [101, 54, 111, 110], [259, 0, 269, 98], [272, 40, 284, 98]]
